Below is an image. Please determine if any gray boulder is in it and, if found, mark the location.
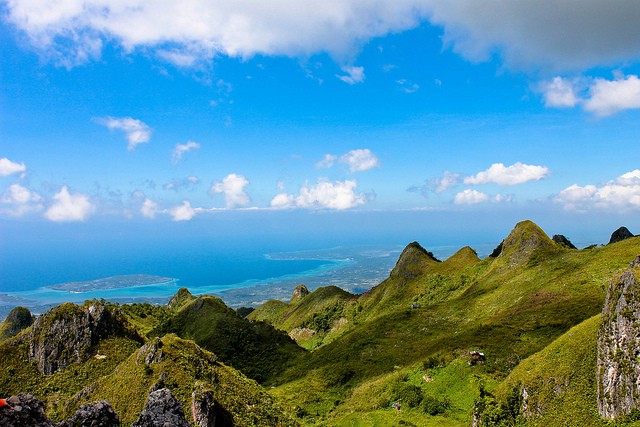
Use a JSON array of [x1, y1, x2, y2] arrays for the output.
[[132, 388, 191, 427], [57, 401, 119, 427], [0, 393, 54, 427]]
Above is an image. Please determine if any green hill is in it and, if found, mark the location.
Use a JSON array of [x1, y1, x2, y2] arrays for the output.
[[2, 219, 640, 426], [248, 285, 355, 349], [151, 294, 306, 383]]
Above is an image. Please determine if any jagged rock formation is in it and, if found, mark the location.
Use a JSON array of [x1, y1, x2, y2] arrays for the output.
[[390, 241, 440, 279], [132, 388, 191, 427], [552, 234, 577, 249], [136, 337, 168, 365], [609, 227, 634, 244], [57, 400, 120, 427], [0, 393, 54, 427], [489, 240, 504, 258], [0, 306, 34, 341], [597, 255, 640, 419], [191, 383, 232, 427], [28, 301, 136, 375], [290, 284, 309, 304]]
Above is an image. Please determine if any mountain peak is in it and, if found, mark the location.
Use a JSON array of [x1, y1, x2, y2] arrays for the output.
[[290, 284, 310, 303], [609, 226, 634, 245], [167, 288, 196, 311], [498, 220, 557, 265], [443, 246, 480, 268], [390, 241, 440, 279]]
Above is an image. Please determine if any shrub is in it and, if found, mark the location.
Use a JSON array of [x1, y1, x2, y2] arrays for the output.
[[391, 382, 424, 408], [420, 395, 450, 416]]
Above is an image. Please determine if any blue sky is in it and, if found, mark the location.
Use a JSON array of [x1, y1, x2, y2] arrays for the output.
[[2, 1, 640, 244]]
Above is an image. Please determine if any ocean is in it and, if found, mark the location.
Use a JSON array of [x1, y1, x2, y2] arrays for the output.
[[0, 218, 501, 319]]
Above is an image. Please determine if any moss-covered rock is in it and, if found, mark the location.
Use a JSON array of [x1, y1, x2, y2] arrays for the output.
[[0, 306, 34, 342]]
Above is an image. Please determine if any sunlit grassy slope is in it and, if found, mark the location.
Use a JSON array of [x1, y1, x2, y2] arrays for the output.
[[262, 220, 640, 425]]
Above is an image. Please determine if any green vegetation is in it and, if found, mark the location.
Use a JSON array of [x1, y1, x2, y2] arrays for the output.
[[2, 220, 640, 426]]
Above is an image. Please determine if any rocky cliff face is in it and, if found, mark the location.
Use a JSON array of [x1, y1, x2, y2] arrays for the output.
[[132, 388, 191, 427], [597, 255, 640, 419], [0, 393, 54, 427], [28, 301, 136, 375], [57, 400, 120, 427], [552, 234, 577, 249]]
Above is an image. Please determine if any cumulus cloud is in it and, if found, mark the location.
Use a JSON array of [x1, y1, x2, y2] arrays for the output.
[[464, 162, 549, 186], [0, 157, 27, 176], [140, 198, 159, 219], [540, 76, 580, 108], [172, 140, 201, 163], [44, 186, 95, 222], [541, 74, 640, 116], [1, 183, 43, 216], [98, 117, 152, 150], [8, 1, 640, 72], [337, 66, 365, 84], [339, 149, 380, 172], [555, 169, 640, 211], [170, 200, 196, 221], [453, 189, 510, 205], [210, 173, 250, 208], [454, 189, 489, 205], [316, 154, 337, 169], [6, 1, 426, 67], [270, 179, 366, 210], [583, 75, 640, 116]]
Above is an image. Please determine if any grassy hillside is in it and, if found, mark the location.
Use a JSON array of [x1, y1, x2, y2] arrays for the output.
[[249, 285, 355, 349], [268, 221, 640, 425], [74, 334, 297, 426], [151, 294, 306, 383]]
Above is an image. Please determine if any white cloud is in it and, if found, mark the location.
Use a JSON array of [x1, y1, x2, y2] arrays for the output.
[[270, 193, 296, 209], [433, 171, 460, 193], [316, 154, 337, 169], [337, 66, 365, 84], [454, 189, 489, 205], [555, 169, 640, 211], [1, 183, 43, 216], [583, 75, 640, 116], [44, 186, 95, 222], [164, 176, 200, 191], [464, 162, 549, 186], [540, 77, 580, 108], [98, 117, 152, 150], [541, 74, 640, 116], [271, 179, 366, 210], [170, 200, 196, 221], [172, 140, 200, 163], [339, 149, 380, 172], [0, 157, 27, 176], [140, 198, 159, 219], [7, 1, 640, 72], [210, 173, 250, 208]]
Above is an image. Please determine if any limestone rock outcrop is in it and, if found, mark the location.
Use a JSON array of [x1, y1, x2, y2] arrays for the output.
[[28, 301, 135, 375], [552, 234, 577, 249], [57, 400, 119, 427], [609, 227, 634, 244], [0, 393, 54, 427], [132, 388, 191, 427], [0, 306, 34, 341], [597, 255, 640, 419]]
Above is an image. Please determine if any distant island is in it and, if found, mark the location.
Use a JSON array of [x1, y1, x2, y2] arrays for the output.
[[47, 274, 175, 292]]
